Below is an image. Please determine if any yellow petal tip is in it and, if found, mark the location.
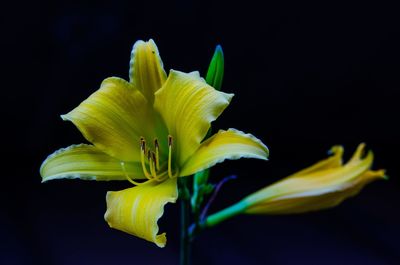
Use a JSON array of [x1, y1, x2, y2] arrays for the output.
[[155, 233, 167, 248]]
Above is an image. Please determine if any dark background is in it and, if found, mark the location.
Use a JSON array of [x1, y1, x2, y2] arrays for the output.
[[2, 0, 400, 264]]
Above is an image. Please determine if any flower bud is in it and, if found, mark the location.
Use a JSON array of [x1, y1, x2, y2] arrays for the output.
[[205, 45, 224, 90], [243, 144, 386, 215]]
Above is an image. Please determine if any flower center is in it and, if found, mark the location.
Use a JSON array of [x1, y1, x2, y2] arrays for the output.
[[120, 135, 176, 186]]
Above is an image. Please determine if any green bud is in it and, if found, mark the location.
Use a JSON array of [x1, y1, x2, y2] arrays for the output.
[[206, 45, 224, 90]]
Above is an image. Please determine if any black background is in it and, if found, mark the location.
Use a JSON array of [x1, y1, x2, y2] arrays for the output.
[[2, 1, 400, 264]]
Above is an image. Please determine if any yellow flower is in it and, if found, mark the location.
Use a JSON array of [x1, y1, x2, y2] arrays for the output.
[[206, 144, 385, 227], [40, 39, 269, 247]]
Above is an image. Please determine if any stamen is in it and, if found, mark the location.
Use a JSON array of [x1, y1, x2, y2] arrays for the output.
[[152, 151, 158, 172], [168, 135, 173, 178], [147, 149, 151, 161], [154, 139, 160, 170], [121, 162, 151, 186], [140, 139, 152, 179], [140, 137, 146, 153], [149, 154, 157, 179]]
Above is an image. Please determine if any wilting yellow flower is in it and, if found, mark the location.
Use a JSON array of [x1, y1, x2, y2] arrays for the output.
[[206, 144, 385, 227], [40, 39, 269, 247]]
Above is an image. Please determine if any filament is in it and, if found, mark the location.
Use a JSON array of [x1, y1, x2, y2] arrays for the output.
[[168, 135, 173, 178], [120, 162, 153, 186], [154, 139, 160, 170]]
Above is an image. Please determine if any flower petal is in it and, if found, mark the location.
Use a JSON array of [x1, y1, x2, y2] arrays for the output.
[[104, 178, 178, 248], [62, 77, 152, 162], [40, 144, 144, 182], [129, 39, 167, 103], [180, 129, 269, 176], [154, 70, 234, 166]]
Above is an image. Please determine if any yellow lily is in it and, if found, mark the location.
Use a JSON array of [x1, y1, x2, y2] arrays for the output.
[[40, 39, 269, 247], [206, 143, 385, 227]]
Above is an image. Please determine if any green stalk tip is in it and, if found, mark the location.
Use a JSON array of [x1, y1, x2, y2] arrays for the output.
[[206, 44, 224, 90]]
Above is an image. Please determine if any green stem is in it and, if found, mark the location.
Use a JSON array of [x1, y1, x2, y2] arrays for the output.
[[205, 201, 247, 228], [179, 178, 191, 265]]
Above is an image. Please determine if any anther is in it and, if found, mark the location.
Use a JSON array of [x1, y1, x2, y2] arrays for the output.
[[147, 149, 151, 161], [168, 135, 173, 147], [140, 140, 151, 179], [140, 137, 146, 153]]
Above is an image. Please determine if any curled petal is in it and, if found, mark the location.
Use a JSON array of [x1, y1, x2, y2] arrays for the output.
[[129, 39, 167, 103], [40, 144, 144, 182], [104, 178, 178, 248], [290, 145, 343, 177], [62, 77, 151, 162], [154, 70, 233, 165], [180, 129, 269, 176]]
